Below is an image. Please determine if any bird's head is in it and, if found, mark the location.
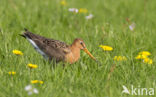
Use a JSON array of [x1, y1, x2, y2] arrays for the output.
[[72, 38, 96, 61]]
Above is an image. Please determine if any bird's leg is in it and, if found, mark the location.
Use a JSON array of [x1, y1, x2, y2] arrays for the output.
[[62, 64, 66, 69]]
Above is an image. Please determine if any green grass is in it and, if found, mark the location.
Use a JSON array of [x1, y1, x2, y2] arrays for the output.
[[0, 0, 156, 97]]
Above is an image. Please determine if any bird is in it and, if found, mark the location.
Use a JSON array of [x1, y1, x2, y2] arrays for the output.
[[20, 29, 97, 64]]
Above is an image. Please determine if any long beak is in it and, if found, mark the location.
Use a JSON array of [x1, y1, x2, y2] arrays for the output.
[[83, 48, 96, 61]]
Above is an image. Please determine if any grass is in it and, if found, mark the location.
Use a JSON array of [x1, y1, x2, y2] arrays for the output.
[[0, 0, 156, 97]]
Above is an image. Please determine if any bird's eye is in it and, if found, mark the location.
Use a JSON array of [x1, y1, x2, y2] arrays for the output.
[[80, 41, 85, 48], [80, 41, 83, 44]]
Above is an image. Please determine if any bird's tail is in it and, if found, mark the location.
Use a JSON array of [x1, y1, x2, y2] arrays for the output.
[[19, 28, 31, 39]]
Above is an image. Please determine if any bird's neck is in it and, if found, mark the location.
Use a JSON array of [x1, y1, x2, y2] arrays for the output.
[[70, 44, 80, 62]]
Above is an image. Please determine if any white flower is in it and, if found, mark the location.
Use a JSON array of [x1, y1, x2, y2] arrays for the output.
[[68, 8, 78, 13], [28, 91, 33, 95], [25, 85, 32, 91], [25, 85, 39, 95], [33, 88, 39, 94], [85, 14, 93, 20], [129, 22, 135, 31]]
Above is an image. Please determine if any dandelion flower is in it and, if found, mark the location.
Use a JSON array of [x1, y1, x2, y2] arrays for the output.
[[135, 51, 151, 59], [31, 80, 39, 84], [135, 54, 147, 59], [143, 58, 153, 64], [139, 51, 151, 56], [12, 50, 23, 55], [39, 81, 44, 84], [85, 14, 93, 20], [79, 8, 88, 13], [31, 80, 43, 84], [114, 56, 127, 61], [68, 8, 78, 13], [135, 50, 153, 65], [27, 64, 38, 69], [99, 45, 113, 51], [8, 71, 16, 75], [60, 0, 67, 6]]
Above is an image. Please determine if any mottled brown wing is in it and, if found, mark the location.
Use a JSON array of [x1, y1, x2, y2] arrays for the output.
[[23, 31, 71, 54], [33, 39, 69, 62], [42, 39, 71, 54], [22, 31, 71, 62]]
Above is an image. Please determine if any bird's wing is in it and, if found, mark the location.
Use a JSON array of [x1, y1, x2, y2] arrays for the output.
[[42, 39, 71, 54], [22, 31, 71, 62]]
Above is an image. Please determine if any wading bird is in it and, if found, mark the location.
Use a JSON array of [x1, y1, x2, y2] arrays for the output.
[[20, 29, 96, 64]]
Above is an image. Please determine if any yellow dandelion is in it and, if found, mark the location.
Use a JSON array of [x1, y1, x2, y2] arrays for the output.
[[8, 71, 16, 75], [99, 45, 113, 51], [139, 51, 151, 56], [135, 54, 147, 59], [27, 64, 38, 69], [79, 8, 88, 13], [143, 58, 153, 64], [136, 51, 153, 65], [114, 56, 127, 61], [12, 50, 23, 55], [60, 0, 67, 6], [31, 80, 39, 84], [39, 81, 44, 84], [31, 80, 44, 84]]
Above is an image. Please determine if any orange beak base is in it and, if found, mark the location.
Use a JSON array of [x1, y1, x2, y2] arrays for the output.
[[83, 48, 96, 61]]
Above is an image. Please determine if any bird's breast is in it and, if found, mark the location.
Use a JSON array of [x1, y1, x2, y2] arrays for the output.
[[65, 51, 80, 64]]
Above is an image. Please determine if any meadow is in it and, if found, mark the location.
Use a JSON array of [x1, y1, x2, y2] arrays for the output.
[[0, 0, 156, 97]]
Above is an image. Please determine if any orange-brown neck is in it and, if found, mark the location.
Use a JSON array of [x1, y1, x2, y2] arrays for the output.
[[69, 44, 81, 63], [65, 41, 81, 64]]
